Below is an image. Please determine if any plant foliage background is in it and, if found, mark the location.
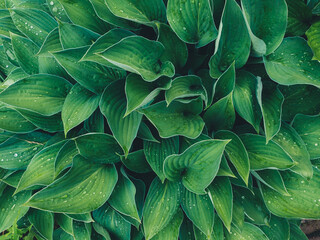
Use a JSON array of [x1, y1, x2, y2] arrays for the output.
[[0, 0, 320, 239]]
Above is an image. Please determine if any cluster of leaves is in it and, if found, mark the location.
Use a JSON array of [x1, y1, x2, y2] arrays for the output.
[[0, 0, 320, 239]]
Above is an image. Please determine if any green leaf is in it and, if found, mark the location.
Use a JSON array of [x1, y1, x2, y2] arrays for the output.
[[100, 80, 142, 156], [0, 186, 31, 232], [289, 223, 308, 240], [197, 69, 216, 108], [74, 133, 122, 164], [0, 74, 72, 116], [53, 47, 126, 95], [120, 149, 152, 173], [208, 177, 233, 231], [167, 0, 218, 47], [37, 28, 62, 56], [55, 214, 73, 236], [55, 140, 78, 176], [233, 71, 262, 132], [92, 223, 111, 240], [139, 100, 205, 139], [209, 0, 251, 78], [99, 36, 175, 81], [292, 114, 320, 159], [272, 122, 313, 179], [28, 209, 54, 240], [144, 137, 179, 182], [46, 0, 71, 22], [84, 109, 105, 133], [66, 213, 93, 223], [73, 221, 91, 240], [164, 139, 229, 194], [264, 37, 320, 88], [142, 178, 181, 240], [306, 21, 320, 61], [241, 0, 287, 56], [232, 197, 245, 231], [225, 222, 269, 240], [104, 0, 166, 25], [165, 75, 207, 106], [260, 215, 290, 240], [179, 218, 196, 240], [217, 155, 236, 178], [26, 155, 118, 214], [57, 0, 111, 34], [213, 62, 235, 101], [125, 74, 172, 116], [181, 187, 214, 237], [261, 168, 320, 219], [215, 130, 250, 185], [62, 84, 100, 135], [240, 134, 295, 170], [286, 0, 312, 36]]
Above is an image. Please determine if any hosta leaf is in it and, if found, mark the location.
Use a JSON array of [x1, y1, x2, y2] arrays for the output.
[[104, 0, 166, 25], [125, 74, 172, 116], [215, 130, 250, 185], [1, 68, 28, 88], [0, 186, 31, 232], [28, 209, 54, 240], [62, 84, 100, 135], [208, 177, 233, 231], [209, 0, 251, 78], [84, 109, 105, 133], [46, 0, 70, 22], [26, 155, 118, 214], [233, 71, 262, 132], [260, 215, 290, 240], [144, 137, 179, 182], [179, 218, 196, 240], [0, 74, 72, 116], [143, 178, 181, 240], [53, 228, 73, 240], [73, 221, 91, 240], [181, 187, 214, 237], [0, 16, 21, 39], [74, 133, 122, 164], [165, 75, 207, 106], [56, 214, 73, 235], [55, 140, 78, 176], [15, 141, 66, 193], [53, 47, 126, 95], [232, 197, 245, 231], [167, 0, 218, 47], [92, 223, 111, 240], [10, 8, 57, 46], [217, 155, 236, 178], [99, 36, 175, 81], [272, 122, 313, 179], [286, 0, 312, 36], [1, 170, 24, 188], [213, 62, 236, 101], [66, 213, 93, 223], [225, 222, 269, 240], [289, 223, 308, 240], [120, 149, 152, 173], [261, 168, 320, 219], [57, 0, 111, 34], [100, 80, 142, 156], [292, 114, 320, 159], [264, 37, 320, 88], [241, 0, 287, 56], [140, 100, 204, 139], [240, 134, 294, 170], [38, 28, 62, 56], [5, 0, 49, 12], [197, 69, 216, 108], [164, 139, 229, 194], [306, 21, 320, 61]]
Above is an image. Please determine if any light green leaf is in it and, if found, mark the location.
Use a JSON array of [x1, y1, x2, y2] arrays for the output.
[[26, 155, 118, 214], [144, 137, 179, 182], [165, 75, 207, 106], [120, 149, 152, 173], [55, 140, 78, 176], [167, 0, 218, 47], [92, 223, 111, 240], [99, 36, 175, 82], [217, 155, 236, 178], [286, 0, 312, 36], [241, 0, 287, 56], [260, 215, 290, 240], [306, 21, 320, 61], [66, 213, 93, 223], [74, 133, 122, 164], [62, 84, 100, 135], [143, 178, 181, 240], [0, 16, 22, 39], [28, 209, 54, 240], [209, 0, 251, 78], [232, 197, 245, 231], [264, 37, 320, 88], [55, 214, 73, 236], [261, 168, 320, 219], [125, 74, 172, 116], [208, 177, 233, 231], [37, 28, 62, 56], [100, 80, 142, 156], [164, 139, 229, 194], [225, 222, 269, 240], [240, 134, 295, 170], [289, 223, 308, 240], [46, 0, 70, 22], [73, 221, 91, 240], [139, 100, 205, 139], [0, 74, 72, 116], [213, 62, 235, 101]]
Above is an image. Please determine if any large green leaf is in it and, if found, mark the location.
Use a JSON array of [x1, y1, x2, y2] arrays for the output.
[[286, 0, 312, 36], [26, 155, 118, 214], [104, 0, 166, 25], [225, 222, 269, 240], [144, 137, 179, 182], [37, 28, 62, 56], [264, 37, 320, 88], [28, 209, 54, 240], [55, 140, 79, 176], [120, 149, 152, 173], [306, 21, 320, 61], [139, 100, 205, 139], [164, 139, 229, 194], [56, 214, 73, 236], [100, 80, 142, 156], [99, 36, 175, 81], [73, 221, 91, 240], [74, 133, 122, 164], [0, 74, 72, 116], [260, 215, 290, 240], [167, 0, 218, 47], [46, 0, 70, 22], [209, 0, 251, 78], [241, 0, 287, 56], [62, 84, 100, 135], [261, 168, 320, 219], [289, 223, 308, 240], [142, 178, 181, 240]]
